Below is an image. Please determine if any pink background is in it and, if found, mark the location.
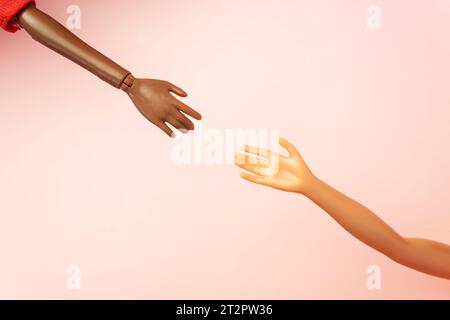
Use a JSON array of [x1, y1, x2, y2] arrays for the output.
[[1, 0, 449, 299]]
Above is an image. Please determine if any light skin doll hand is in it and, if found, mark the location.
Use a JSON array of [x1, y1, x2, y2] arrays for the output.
[[235, 137, 450, 279], [121, 76, 202, 137], [235, 137, 316, 195]]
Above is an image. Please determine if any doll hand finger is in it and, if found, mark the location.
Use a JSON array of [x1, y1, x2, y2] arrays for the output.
[[239, 172, 267, 185], [234, 155, 268, 176], [242, 145, 272, 159], [234, 153, 270, 166], [175, 100, 202, 121], [279, 137, 301, 159], [173, 110, 195, 130], [168, 82, 188, 97], [156, 121, 175, 138]]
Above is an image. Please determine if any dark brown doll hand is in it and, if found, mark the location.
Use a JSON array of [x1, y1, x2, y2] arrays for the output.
[[121, 76, 202, 137]]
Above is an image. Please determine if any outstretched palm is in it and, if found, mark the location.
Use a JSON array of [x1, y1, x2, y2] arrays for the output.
[[235, 137, 315, 194]]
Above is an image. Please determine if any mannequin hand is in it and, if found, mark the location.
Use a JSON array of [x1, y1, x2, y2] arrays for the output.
[[235, 137, 316, 194], [122, 77, 202, 137]]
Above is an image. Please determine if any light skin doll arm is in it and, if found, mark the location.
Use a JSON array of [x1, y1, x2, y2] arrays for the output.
[[16, 4, 201, 137], [235, 138, 450, 280]]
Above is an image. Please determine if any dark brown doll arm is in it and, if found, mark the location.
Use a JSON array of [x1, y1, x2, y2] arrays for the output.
[[17, 4, 202, 137], [17, 4, 129, 88]]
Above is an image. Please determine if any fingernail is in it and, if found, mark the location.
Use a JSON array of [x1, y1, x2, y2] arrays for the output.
[[179, 129, 189, 134], [170, 133, 176, 138]]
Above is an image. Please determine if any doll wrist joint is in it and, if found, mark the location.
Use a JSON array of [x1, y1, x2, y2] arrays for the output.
[[120, 73, 135, 91]]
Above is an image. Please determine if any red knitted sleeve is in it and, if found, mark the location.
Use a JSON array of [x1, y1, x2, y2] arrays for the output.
[[0, 0, 36, 33]]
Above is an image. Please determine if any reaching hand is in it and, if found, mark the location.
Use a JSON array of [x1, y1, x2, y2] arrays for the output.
[[122, 77, 202, 137], [235, 137, 316, 194], [16, 5, 203, 138]]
